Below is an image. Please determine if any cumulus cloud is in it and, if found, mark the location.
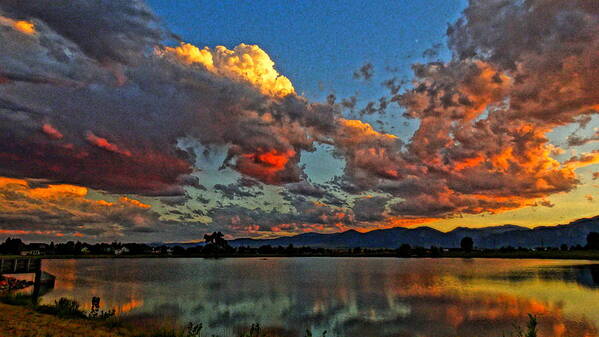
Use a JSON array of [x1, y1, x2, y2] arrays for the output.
[[335, 0, 599, 219], [0, 1, 341, 194], [164, 43, 295, 97]]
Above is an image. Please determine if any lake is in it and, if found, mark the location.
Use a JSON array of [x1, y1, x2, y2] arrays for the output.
[[39, 258, 599, 337]]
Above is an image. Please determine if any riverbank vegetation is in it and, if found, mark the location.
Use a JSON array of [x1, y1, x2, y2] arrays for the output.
[[2, 232, 599, 260]]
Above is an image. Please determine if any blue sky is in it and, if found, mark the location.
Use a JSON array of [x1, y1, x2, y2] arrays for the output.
[[147, 0, 467, 101]]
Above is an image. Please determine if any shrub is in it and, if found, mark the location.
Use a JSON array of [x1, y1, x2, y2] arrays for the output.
[[37, 297, 86, 318]]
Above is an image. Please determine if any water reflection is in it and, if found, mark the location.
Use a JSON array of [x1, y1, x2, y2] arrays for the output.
[[41, 258, 599, 337]]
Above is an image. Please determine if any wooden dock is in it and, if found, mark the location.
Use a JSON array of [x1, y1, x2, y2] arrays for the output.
[[0, 257, 45, 300]]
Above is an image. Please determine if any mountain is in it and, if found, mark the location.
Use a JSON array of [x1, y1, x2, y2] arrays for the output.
[[164, 215, 599, 249]]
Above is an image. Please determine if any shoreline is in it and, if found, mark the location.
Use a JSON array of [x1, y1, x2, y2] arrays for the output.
[[3, 250, 599, 261]]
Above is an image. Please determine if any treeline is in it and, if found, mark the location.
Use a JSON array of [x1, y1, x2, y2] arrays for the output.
[[0, 237, 403, 257], [2, 231, 599, 258]]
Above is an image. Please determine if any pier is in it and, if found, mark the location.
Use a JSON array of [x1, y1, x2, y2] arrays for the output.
[[0, 257, 52, 300]]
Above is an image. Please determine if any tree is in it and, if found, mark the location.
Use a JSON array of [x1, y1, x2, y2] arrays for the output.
[[2, 238, 25, 255], [460, 237, 474, 252], [203, 231, 231, 254], [587, 232, 599, 250], [398, 243, 411, 257]]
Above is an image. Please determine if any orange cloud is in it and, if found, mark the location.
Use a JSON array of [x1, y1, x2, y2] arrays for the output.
[[236, 149, 296, 184], [0, 16, 36, 35], [0, 176, 159, 238], [85, 131, 132, 157], [41, 123, 64, 140]]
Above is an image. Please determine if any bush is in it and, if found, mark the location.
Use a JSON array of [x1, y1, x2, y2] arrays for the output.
[[37, 298, 86, 318]]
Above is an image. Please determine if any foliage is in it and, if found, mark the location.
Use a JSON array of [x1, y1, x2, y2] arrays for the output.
[[461, 237, 474, 252], [398, 243, 411, 257], [587, 232, 599, 250], [37, 297, 86, 318]]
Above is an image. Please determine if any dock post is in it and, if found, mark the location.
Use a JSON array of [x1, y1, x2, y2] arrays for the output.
[[32, 266, 42, 303]]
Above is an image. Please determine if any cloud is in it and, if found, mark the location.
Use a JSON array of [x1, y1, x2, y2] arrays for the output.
[[353, 63, 374, 81], [164, 43, 295, 97], [41, 123, 63, 140], [207, 195, 357, 238], [0, 177, 161, 238], [0, 16, 36, 35], [214, 180, 264, 199], [567, 130, 599, 147], [85, 131, 132, 157], [0, 0, 166, 65], [352, 196, 389, 222], [0, 2, 339, 193], [1, 0, 598, 240], [333, 0, 599, 219]]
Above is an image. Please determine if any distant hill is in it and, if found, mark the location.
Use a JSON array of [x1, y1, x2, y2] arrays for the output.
[[169, 215, 599, 249]]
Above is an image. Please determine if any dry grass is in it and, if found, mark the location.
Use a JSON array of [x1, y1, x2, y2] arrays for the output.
[[0, 302, 129, 337]]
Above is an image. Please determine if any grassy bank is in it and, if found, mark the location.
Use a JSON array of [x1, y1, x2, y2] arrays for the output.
[[0, 301, 130, 337]]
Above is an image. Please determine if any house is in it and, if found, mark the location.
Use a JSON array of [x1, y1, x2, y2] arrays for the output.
[[19, 243, 49, 256], [114, 247, 130, 255], [20, 250, 41, 256]]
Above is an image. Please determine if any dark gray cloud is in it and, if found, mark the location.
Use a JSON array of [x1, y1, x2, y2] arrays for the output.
[[352, 197, 389, 222]]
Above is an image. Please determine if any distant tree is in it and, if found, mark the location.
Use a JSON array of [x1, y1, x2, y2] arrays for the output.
[[203, 231, 231, 254], [398, 243, 411, 257], [172, 246, 186, 255], [2, 238, 25, 255], [587, 232, 599, 250], [204, 232, 228, 247], [258, 245, 273, 254], [461, 237, 474, 252], [560, 244, 569, 251]]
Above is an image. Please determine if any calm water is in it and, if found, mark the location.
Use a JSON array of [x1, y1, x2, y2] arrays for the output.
[[38, 258, 599, 337]]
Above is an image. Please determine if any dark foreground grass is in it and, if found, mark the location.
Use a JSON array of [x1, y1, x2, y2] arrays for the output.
[[0, 294, 539, 337]]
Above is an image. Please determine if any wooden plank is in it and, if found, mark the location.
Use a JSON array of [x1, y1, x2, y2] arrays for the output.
[[0, 258, 42, 275]]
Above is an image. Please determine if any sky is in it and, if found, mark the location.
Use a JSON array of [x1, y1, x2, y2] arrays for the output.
[[0, 0, 597, 243]]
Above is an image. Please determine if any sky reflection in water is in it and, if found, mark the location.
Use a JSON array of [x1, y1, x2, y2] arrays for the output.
[[40, 258, 599, 337]]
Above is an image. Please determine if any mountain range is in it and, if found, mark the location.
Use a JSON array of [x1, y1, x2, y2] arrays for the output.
[[169, 215, 599, 249]]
